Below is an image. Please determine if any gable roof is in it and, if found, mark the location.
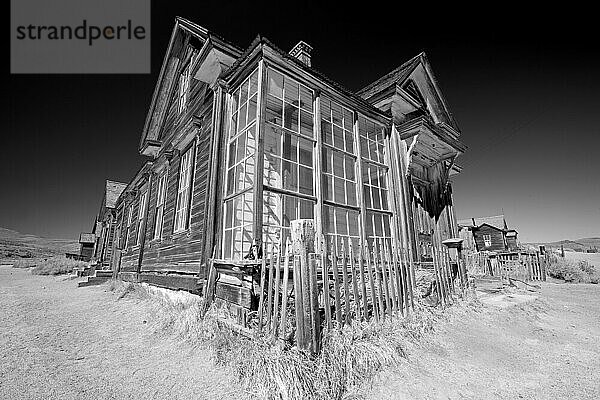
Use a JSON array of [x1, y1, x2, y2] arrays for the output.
[[357, 52, 460, 131], [105, 180, 128, 209], [139, 17, 243, 154], [357, 52, 423, 100], [458, 215, 508, 230]]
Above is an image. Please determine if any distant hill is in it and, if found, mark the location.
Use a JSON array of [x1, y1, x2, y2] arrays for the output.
[[527, 237, 600, 252], [0, 227, 79, 260]]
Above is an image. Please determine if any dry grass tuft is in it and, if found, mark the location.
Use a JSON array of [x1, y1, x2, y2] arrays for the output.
[[547, 258, 599, 283], [29, 255, 87, 275], [107, 279, 480, 399], [10, 258, 40, 269]]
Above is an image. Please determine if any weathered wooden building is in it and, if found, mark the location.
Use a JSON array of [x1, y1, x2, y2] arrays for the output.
[[458, 215, 519, 252], [78, 233, 95, 261], [91, 180, 128, 268], [108, 18, 467, 313]]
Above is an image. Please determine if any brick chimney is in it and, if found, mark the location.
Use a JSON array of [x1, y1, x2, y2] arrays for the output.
[[289, 41, 313, 67]]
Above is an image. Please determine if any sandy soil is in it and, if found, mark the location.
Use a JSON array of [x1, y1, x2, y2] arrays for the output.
[[0, 266, 242, 400], [1, 265, 599, 400], [367, 282, 600, 400]]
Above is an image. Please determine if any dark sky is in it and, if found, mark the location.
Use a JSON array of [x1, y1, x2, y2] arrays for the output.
[[4, 2, 599, 243]]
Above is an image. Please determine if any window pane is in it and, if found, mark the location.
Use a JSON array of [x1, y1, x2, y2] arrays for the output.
[[238, 103, 247, 133], [284, 105, 299, 132], [268, 69, 284, 98], [283, 196, 296, 226], [248, 95, 257, 124], [240, 80, 249, 105], [298, 137, 313, 167], [264, 154, 280, 186], [285, 80, 299, 104], [265, 125, 281, 156], [300, 86, 313, 112], [299, 166, 313, 195], [346, 182, 356, 206], [228, 140, 236, 168], [223, 230, 232, 259], [246, 125, 256, 156], [232, 228, 242, 259], [282, 132, 298, 162], [300, 110, 313, 137], [333, 151, 344, 177], [331, 103, 342, 126], [335, 208, 348, 235], [344, 155, 355, 180], [322, 121, 332, 145], [322, 148, 331, 173], [363, 185, 371, 208], [236, 132, 246, 163], [282, 161, 298, 191], [323, 175, 333, 201], [334, 177, 345, 203], [348, 211, 359, 236], [333, 125, 343, 149], [225, 200, 233, 229], [299, 199, 314, 219], [266, 95, 283, 126]]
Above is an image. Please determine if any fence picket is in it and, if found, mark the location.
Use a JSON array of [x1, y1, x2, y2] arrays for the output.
[[340, 242, 351, 323], [308, 253, 320, 353], [266, 244, 276, 332], [382, 240, 398, 315], [349, 240, 362, 321], [321, 235, 332, 330], [331, 237, 342, 326], [257, 242, 267, 330], [357, 244, 369, 321], [364, 242, 379, 323], [271, 244, 281, 336], [293, 254, 306, 347], [279, 238, 291, 339]]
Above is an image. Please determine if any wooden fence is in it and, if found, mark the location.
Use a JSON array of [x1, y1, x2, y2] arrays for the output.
[[464, 250, 546, 282], [497, 252, 546, 282], [256, 228, 462, 353]]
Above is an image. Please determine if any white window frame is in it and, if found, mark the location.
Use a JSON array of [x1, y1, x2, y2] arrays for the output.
[[153, 173, 168, 240], [124, 204, 133, 249], [174, 146, 194, 233], [483, 234, 492, 247], [136, 191, 148, 246]]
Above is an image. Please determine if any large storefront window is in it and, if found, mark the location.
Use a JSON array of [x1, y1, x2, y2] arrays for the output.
[[262, 68, 316, 250], [220, 64, 395, 260], [359, 115, 392, 249], [222, 68, 259, 259], [321, 96, 359, 253]]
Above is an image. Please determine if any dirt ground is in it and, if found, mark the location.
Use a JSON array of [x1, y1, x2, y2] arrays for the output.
[[368, 280, 600, 400], [1, 266, 599, 400], [0, 265, 242, 400]]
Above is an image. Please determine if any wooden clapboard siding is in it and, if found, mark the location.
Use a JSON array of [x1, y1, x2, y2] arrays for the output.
[[135, 48, 216, 279], [473, 224, 506, 252], [120, 195, 142, 273]]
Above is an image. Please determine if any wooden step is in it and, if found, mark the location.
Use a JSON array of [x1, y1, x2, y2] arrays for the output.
[[78, 276, 111, 287]]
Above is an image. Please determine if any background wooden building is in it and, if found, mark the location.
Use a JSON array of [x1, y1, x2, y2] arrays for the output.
[[91, 180, 127, 268], [458, 215, 519, 252], [78, 233, 95, 261]]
